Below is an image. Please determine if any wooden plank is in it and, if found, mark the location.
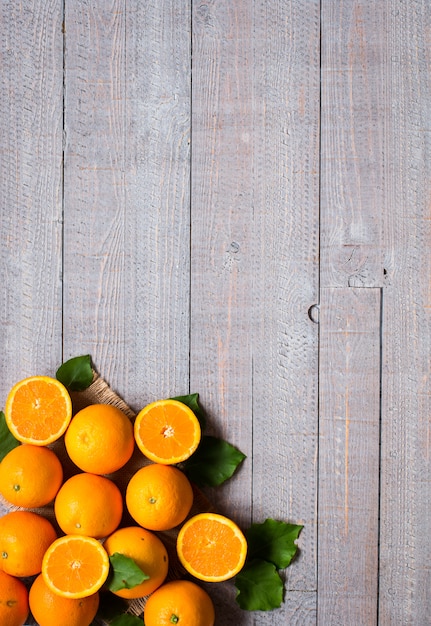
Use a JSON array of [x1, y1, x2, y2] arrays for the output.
[[0, 1, 63, 392], [379, 1, 431, 623], [250, 0, 320, 594], [190, 1, 320, 622], [320, 0, 386, 288], [63, 0, 191, 408], [317, 287, 381, 625]]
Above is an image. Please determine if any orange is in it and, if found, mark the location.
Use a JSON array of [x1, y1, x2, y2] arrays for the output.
[[4, 376, 72, 445], [29, 574, 99, 626], [64, 404, 134, 474], [176, 513, 247, 582], [0, 510, 57, 577], [103, 526, 169, 599], [54, 473, 123, 539], [126, 463, 193, 531], [0, 444, 63, 508], [144, 579, 215, 626], [0, 570, 29, 626], [42, 534, 110, 599], [134, 399, 201, 464]]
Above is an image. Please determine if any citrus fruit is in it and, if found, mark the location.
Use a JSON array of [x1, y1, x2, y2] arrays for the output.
[[54, 473, 123, 539], [176, 513, 247, 582], [0, 510, 57, 577], [4, 376, 72, 445], [42, 534, 110, 599], [29, 574, 99, 626], [144, 579, 215, 626], [134, 399, 201, 464], [126, 463, 194, 531], [103, 526, 169, 598], [0, 444, 63, 508], [64, 404, 134, 474], [0, 570, 29, 626]]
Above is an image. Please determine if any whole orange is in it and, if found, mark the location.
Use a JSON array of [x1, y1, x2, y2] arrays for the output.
[[126, 463, 194, 531], [29, 574, 99, 626], [144, 579, 215, 626], [0, 510, 57, 577], [0, 444, 63, 508], [64, 404, 134, 474], [0, 570, 29, 626], [103, 526, 169, 599], [54, 472, 123, 538]]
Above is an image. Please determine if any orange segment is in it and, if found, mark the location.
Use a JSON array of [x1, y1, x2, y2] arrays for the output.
[[42, 535, 110, 599], [5, 376, 72, 445], [176, 513, 247, 582], [134, 399, 201, 465]]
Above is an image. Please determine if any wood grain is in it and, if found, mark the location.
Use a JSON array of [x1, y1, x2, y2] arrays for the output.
[[379, 1, 431, 623], [190, 1, 320, 623], [320, 0, 386, 288], [63, 0, 191, 409], [318, 287, 381, 625], [0, 0, 64, 396]]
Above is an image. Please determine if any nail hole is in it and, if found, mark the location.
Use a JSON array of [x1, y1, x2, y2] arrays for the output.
[[308, 304, 320, 324]]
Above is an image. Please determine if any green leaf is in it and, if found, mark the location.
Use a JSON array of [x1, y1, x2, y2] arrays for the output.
[[235, 559, 284, 611], [182, 435, 246, 487], [56, 354, 94, 391], [245, 519, 303, 569], [109, 615, 143, 626], [107, 553, 149, 592], [170, 392, 206, 429], [0, 411, 20, 461]]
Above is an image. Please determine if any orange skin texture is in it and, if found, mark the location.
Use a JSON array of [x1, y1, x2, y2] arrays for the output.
[[54, 472, 123, 538], [64, 404, 135, 474], [144, 580, 215, 626], [126, 463, 194, 531], [103, 526, 169, 598], [0, 570, 29, 626], [29, 574, 99, 626], [0, 511, 57, 577], [0, 444, 63, 508]]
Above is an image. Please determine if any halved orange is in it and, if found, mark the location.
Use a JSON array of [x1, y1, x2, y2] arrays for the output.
[[134, 399, 201, 465], [5, 376, 72, 445], [41, 535, 110, 599], [176, 513, 248, 582]]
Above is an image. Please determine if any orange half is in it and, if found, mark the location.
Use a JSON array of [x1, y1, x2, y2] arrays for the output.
[[134, 399, 201, 464], [5, 376, 72, 445], [176, 513, 248, 582], [41, 535, 110, 599]]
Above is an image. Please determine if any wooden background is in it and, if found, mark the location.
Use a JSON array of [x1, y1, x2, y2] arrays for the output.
[[1, 1, 430, 624]]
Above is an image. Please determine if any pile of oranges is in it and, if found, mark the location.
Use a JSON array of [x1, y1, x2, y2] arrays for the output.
[[0, 375, 248, 626]]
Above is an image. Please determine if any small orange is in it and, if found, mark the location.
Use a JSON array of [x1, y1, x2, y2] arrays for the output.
[[0, 570, 29, 626], [0, 510, 57, 577], [54, 473, 123, 539], [176, 513, 247, 582], [0, 444, 63, 508], [64, 404, 134, 474], [126, 463, 193, 531], [134, 399, 201, 464], [29, 574, 99, 626], [144, 579, 215, 626], [42, 534, 110, 599], [4, 376, 72, 446], [103, 526, 169, 598]]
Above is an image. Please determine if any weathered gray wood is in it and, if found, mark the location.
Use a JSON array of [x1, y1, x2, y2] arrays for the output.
[[317, 287, 381, 625], [0, 1, 64, 391], [379, 1, 431, 623], [320, 0, 386, 288], [63, 0, 191, 409], [190, 2, 320, 623]]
